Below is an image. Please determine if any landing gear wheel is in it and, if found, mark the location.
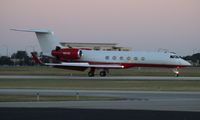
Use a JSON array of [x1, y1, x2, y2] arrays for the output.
[[100, 71, 106, 77], [88, 72, 94, 77], [176, 73, 179, 77], [173, 68, 179, 77]]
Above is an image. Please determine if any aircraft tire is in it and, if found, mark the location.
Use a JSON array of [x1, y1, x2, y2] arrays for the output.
[[88, 72, 94, 77], [176, 73, 179, 77], [100, 71, 106, 77]]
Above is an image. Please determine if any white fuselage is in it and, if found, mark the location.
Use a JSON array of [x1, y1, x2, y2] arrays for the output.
[[77, 50, 190, 68]]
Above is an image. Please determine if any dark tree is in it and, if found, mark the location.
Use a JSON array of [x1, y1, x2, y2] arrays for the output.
[[11, 51, 31, 66], [183, 53, 200, 63], [0, 56, 13, 65]]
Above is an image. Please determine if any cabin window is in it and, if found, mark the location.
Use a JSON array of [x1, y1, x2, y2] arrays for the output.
[[105, 56, 109, 60], [134, 57, 138, 61], [120, 56, 124, 60], [141, 57, 145, 61], [112, 56, 117, 60], [127, 57, 131, 60]]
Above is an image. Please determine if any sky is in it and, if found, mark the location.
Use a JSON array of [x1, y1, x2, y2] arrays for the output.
[[0, 0, 200, 56]]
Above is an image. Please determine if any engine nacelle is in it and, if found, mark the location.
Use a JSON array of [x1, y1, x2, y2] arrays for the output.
[[51, 48, 82, 60]]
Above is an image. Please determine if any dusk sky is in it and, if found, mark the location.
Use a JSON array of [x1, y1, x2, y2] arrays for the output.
[[1, 0, 200, 56]]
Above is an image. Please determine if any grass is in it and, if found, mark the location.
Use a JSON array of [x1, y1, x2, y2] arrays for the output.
[[0, 66, 199, 102], [0, 79, 200, 91], [0, 66, 200, 91], [0, 94, 121, 102]]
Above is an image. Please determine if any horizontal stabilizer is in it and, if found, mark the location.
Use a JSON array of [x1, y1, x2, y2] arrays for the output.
[[10, 29, 51, 33]]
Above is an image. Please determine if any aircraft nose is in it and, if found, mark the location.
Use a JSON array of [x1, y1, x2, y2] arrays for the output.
[[180, 59, 191, 67]]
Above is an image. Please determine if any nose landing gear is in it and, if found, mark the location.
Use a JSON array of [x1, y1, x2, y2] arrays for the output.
[[173, 68, 179, 77]]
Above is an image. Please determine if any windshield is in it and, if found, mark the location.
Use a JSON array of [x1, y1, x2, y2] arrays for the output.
[[170, 55, 179, 59]]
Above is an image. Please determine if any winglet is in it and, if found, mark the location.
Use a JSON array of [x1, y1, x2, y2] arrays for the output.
[[31, 52, 42, 64]]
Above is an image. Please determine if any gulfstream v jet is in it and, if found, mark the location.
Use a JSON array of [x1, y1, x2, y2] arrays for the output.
[[11, 29, 191, 77]]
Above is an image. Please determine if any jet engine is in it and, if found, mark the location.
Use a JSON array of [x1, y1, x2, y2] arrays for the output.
[[51, 47, 82, 60]]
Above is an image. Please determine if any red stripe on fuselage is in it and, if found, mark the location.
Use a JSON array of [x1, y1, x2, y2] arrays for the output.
[[88, 62, 187, 68]]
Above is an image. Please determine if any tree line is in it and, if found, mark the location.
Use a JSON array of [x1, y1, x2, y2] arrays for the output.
[[0, 50, 53, 66], [183, 53, 200, 66], [0, 51, 33, 66]]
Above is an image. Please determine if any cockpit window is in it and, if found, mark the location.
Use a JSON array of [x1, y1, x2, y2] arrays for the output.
[[170, 55, 179, 59]]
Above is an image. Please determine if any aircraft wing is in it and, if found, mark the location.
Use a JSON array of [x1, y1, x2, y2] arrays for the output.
[[31, 52, 124, 69], [45, 62, 124, 69]]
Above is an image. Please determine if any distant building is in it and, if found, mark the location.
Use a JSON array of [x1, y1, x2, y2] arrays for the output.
[[60, 42, 131, 51]]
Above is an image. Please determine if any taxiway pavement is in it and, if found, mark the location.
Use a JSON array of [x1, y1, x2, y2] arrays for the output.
[[0, 75, 200, 80], [0, 89, 200, 112]]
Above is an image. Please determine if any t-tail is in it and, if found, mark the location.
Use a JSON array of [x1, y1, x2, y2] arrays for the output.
[[11, 29, 62, 56]]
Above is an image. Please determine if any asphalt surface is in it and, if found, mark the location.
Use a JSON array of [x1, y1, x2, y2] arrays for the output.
[[1, 108, 199, 120], [1, 76, 200, 119], [0, 75, 200, 80], [0, 89, 200, 112]]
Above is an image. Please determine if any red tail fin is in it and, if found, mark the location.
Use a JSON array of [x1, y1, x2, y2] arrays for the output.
[[31, 52, 42, 64]]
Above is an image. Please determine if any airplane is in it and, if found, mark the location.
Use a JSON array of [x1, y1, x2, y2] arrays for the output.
[[11, 29, 191, 77]]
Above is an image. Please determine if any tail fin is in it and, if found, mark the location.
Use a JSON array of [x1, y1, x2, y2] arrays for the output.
[[11, 29, 62, 56]]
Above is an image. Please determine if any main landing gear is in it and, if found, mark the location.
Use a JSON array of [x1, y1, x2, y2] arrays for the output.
[[88, 68, 95, 77], [99, 71, 106, 77], [88, 71, 95, 77], [88, 68, 108, 77]]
